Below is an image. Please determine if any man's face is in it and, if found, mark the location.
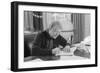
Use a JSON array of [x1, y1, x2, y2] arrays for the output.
[[50, 26, 61, 38]]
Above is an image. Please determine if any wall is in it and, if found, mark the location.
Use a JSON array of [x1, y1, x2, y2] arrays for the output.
[[0, 0, 99, 73]]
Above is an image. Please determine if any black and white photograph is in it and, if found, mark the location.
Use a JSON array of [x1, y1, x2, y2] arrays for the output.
[[24, 11, 91, 62], [11, 1, 97, 71]]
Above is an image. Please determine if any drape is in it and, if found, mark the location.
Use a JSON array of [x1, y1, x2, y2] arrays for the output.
[[24, 11, 43, 32], [24, 11, 34, 31], [33, 12, 43, 32], [71, 13, 85, 43]]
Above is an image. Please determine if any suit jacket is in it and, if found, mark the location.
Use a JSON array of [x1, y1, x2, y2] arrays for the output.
[[32, 31, 70, 56]]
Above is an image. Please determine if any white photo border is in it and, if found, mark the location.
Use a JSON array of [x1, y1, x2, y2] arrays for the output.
[[18, 5, 96, 68]]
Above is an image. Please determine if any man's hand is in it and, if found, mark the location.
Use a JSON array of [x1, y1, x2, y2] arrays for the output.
[[63, 45, 71, 53], [52, 48, 61, 55]]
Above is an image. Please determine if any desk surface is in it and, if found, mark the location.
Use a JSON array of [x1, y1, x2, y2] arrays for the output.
[[24, 55, 87, 63], [24, 46, 90, 62], [24, 53, 88, 62]]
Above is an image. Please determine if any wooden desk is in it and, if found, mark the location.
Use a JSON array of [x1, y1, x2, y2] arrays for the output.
[[24, 55, 87, 63], [24, 46, 89, 62], [24, 52, 87, 62]]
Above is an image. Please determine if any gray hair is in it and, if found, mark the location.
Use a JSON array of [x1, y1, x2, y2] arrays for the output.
[[49, 21, 62, 30]]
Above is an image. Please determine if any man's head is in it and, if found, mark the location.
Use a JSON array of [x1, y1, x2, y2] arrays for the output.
[[48, 21, 62, 39]]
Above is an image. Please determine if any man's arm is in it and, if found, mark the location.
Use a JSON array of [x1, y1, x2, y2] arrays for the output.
[[55, 35, 71, 53], [55, 35, 71, 48], [32, 33, 53, 56]]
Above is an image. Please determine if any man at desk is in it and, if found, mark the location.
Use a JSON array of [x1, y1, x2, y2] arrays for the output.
[[32, 21, 70, 60]]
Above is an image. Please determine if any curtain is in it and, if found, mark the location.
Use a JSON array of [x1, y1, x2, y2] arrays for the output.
[[24, 11, 43, 32], [33, 11, 43, 32], [71, 13, 85, 43], [24, 11, 34, 31]]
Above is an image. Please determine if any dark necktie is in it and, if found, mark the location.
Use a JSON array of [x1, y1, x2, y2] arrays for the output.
[[49, 39, 53, 49]]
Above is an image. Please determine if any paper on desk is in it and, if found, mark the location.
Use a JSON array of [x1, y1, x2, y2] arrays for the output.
[[56, 47, 77, 56]]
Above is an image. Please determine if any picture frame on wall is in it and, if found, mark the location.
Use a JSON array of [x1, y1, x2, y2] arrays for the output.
[[11, 1, 98, 72]]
